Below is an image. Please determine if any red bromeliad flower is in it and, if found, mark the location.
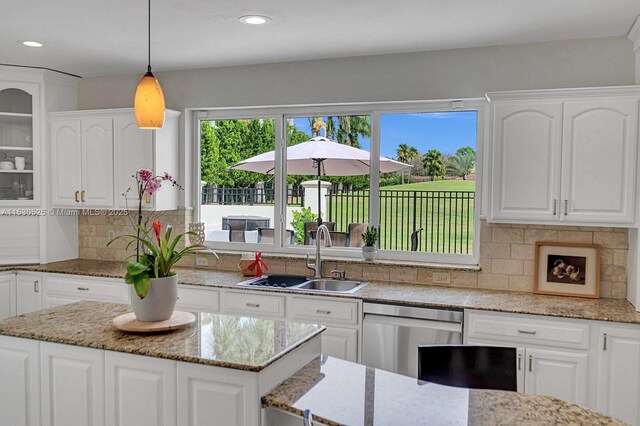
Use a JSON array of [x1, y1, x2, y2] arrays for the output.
[[152, 221, 162, 244]]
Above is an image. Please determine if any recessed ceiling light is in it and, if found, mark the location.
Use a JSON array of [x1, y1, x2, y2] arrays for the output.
[[21, 41, 43, 48], [239, 15, 271, 25]]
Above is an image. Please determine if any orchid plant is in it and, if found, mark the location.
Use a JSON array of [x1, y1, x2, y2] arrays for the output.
[[108, 169, 204, 299]]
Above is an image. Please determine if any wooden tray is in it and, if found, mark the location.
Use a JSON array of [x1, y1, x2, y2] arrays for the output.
[[113, 311, 196, 333]]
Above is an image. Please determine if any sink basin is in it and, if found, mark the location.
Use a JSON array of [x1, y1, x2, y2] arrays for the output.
[[296, 279, 368, 293], [237, 274, 308, 289], [236, 275, 368, 293]]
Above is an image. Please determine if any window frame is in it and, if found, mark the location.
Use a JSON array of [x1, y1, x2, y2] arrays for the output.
[[193, 99, 485, 266]]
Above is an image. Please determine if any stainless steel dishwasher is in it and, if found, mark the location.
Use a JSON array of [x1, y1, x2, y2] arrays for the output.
[[362, 303, 463, 378]]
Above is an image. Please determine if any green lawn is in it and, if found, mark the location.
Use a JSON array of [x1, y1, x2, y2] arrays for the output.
[[325, 179, 476, 254]]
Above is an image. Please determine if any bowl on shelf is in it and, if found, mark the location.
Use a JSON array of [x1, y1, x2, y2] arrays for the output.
[[0, 161, 14, 170]]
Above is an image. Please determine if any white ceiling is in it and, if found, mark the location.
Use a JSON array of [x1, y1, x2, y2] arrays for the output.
[[1, 0, 639, 78]]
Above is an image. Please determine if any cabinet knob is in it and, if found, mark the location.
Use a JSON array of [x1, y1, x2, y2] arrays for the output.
[[81, 190, 86, 203], [564, 200, 568, 216], [553, 200, 557, 216], [34, 280, 39, 293], [75, 191, 80, 203], [246, 303, 260, 308], [77, 287, 89, 291], [528, 355, 533, 372]]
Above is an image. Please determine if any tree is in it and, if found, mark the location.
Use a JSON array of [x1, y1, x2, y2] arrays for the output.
[[326, 115, 370, 147], [200, 121, 221, 185], [456, 146, 476, 160], [446, 153, 475, 180], [396, 143, 419, 184], [423, 149, 446, 181]]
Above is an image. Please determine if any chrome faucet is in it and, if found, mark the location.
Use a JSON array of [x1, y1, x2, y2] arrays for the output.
[[306, 224, 332, 278]]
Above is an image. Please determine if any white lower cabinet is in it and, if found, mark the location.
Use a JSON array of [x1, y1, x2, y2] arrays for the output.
[[0, 273, 17, 319], [43, 274, 129, 308], [17, 273, 43, 315], [524, 348, 588, 406], [177, 361, 260, 426], [0, 335, 40, 426], [105, 351, 176, 426], [41, 342, 105, 426], [596, 324, 640, 426], [321, 327, 359, 362], [465, 310, 589, 407]]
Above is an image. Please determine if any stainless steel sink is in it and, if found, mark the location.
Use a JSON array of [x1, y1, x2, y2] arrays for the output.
[[236, 275, 367, 293], [296, 279, 368, 293]]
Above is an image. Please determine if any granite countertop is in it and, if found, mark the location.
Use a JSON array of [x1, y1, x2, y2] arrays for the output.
[[262, 356, 626, 426], [0, 301, 324, 372], [4, 259, 640, 324]]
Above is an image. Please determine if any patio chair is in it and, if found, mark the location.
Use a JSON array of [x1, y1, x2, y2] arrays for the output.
[[347, 223, 368, 247], [308, 230, 348, 247], [257, 228, 295, 245], [411, 228, 424, 251], [304, 221, 335, 245], [223, 219, 246, 243]]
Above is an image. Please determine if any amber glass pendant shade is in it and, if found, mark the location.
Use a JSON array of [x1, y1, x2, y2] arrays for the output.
[[134, 70, 165, 129]]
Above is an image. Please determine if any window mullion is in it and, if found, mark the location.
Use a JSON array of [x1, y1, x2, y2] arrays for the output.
[[273, 114, 286, 248], [370, 112, 381, 237]]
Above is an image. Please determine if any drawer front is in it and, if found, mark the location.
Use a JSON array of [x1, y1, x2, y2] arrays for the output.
[[466, 311, 589, 350], [225, 291, 286, 318], [177, 286, 219, 312], [290, 297, 359, 326], [45, 275, 129, 303]]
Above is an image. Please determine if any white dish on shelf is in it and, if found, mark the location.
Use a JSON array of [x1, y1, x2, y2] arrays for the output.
[[0, 161, 14, 170]]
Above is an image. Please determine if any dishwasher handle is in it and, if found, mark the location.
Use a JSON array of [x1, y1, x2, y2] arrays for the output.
[[364, 313, 462, 333]]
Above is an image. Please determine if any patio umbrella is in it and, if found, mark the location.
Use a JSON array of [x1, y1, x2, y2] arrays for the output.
[[230, 137, 411, 224]]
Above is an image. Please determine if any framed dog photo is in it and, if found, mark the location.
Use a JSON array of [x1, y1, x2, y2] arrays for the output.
[[534, 241, 601, 298]]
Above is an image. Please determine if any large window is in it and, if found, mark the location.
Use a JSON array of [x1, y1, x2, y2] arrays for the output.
[[196, 101, 483, 264]]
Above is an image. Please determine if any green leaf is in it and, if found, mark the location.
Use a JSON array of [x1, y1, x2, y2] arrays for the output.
[[133, 275, 150, 299]]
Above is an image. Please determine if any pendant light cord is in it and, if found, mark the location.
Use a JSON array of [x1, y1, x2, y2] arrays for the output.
[[147, 0, 152, 73]]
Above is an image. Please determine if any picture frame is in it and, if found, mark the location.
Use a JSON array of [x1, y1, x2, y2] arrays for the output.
[[534, 241, 601, 299]]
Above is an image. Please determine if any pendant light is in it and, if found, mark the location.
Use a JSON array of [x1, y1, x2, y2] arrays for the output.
[[134, 0, 165, 129]]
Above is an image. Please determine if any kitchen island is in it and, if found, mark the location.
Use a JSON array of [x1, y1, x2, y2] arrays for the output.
[[0, 301, 323, 426]]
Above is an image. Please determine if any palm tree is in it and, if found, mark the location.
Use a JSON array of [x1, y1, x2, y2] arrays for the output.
[[446, 153, 475, 180], [396, 144, 419, 183], [423, 149, 446, 181]]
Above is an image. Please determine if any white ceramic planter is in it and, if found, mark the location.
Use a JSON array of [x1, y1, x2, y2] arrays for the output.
[[362, 246, 378, 261], [130, 275, 178, 322]]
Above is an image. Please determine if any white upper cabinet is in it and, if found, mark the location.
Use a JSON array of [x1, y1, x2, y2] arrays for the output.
[[81, 118, 114, 207], [0, 82, 41, 206], [488, 87, 640, 226], [51, 108, 179, 210], [561, 99, 638, 223], [113, 111, 179, 211], [491, 101, 563, 221]]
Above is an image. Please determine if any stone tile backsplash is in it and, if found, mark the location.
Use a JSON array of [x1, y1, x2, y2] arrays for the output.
[[78, 215, 628, 299]]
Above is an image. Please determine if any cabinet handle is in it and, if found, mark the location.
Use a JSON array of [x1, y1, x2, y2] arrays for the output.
[[517, 353, 522, 371], [246, 303, 260, 308], [316, 309, 332, 315], [564, 200, 568, 216], [553, 199, 557, 216], [603, 333, 608, 351], [77, 287, 89, 291], [528, 355, 533, 372], [34, 280, 39, 293], [517, 329, 537, 335], [81, 190, 86, 203], [75, 191, 80, 203]]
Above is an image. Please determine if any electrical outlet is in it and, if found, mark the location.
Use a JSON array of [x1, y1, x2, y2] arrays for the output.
[[433, 272, 451, 284], [107, 230, 117, 240], [195, 257, 209, 267]]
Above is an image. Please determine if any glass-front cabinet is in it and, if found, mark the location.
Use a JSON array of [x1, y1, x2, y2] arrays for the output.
[[0, 82, 40, 205]]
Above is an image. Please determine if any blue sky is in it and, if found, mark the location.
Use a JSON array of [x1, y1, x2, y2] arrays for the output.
[[292, 111, 477, 158]]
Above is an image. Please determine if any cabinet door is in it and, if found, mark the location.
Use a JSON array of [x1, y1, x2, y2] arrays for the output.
[[597, 326, 640, 425], [51, 119, 82, 206], [105, 351, 176, 426], [81, 118, 114, 207], [41, 342, 105, 426], [0, 336, 40, 426], [490, 101, 563, 221], [16, 273, 42, 315], [524, 348, 588, 406], [177, 361, 259, 426], [0, 274, 16, 319], [322, 327, 359, 362], [113, 115, 154, 210], [561, 98, 638, 224]]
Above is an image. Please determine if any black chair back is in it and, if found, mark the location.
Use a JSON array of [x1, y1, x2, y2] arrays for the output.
[[418, 345, 517, 391]]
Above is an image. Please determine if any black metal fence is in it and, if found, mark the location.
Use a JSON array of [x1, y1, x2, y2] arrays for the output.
[[326, 190, 475, 254], [202, 187, 304, 206]]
